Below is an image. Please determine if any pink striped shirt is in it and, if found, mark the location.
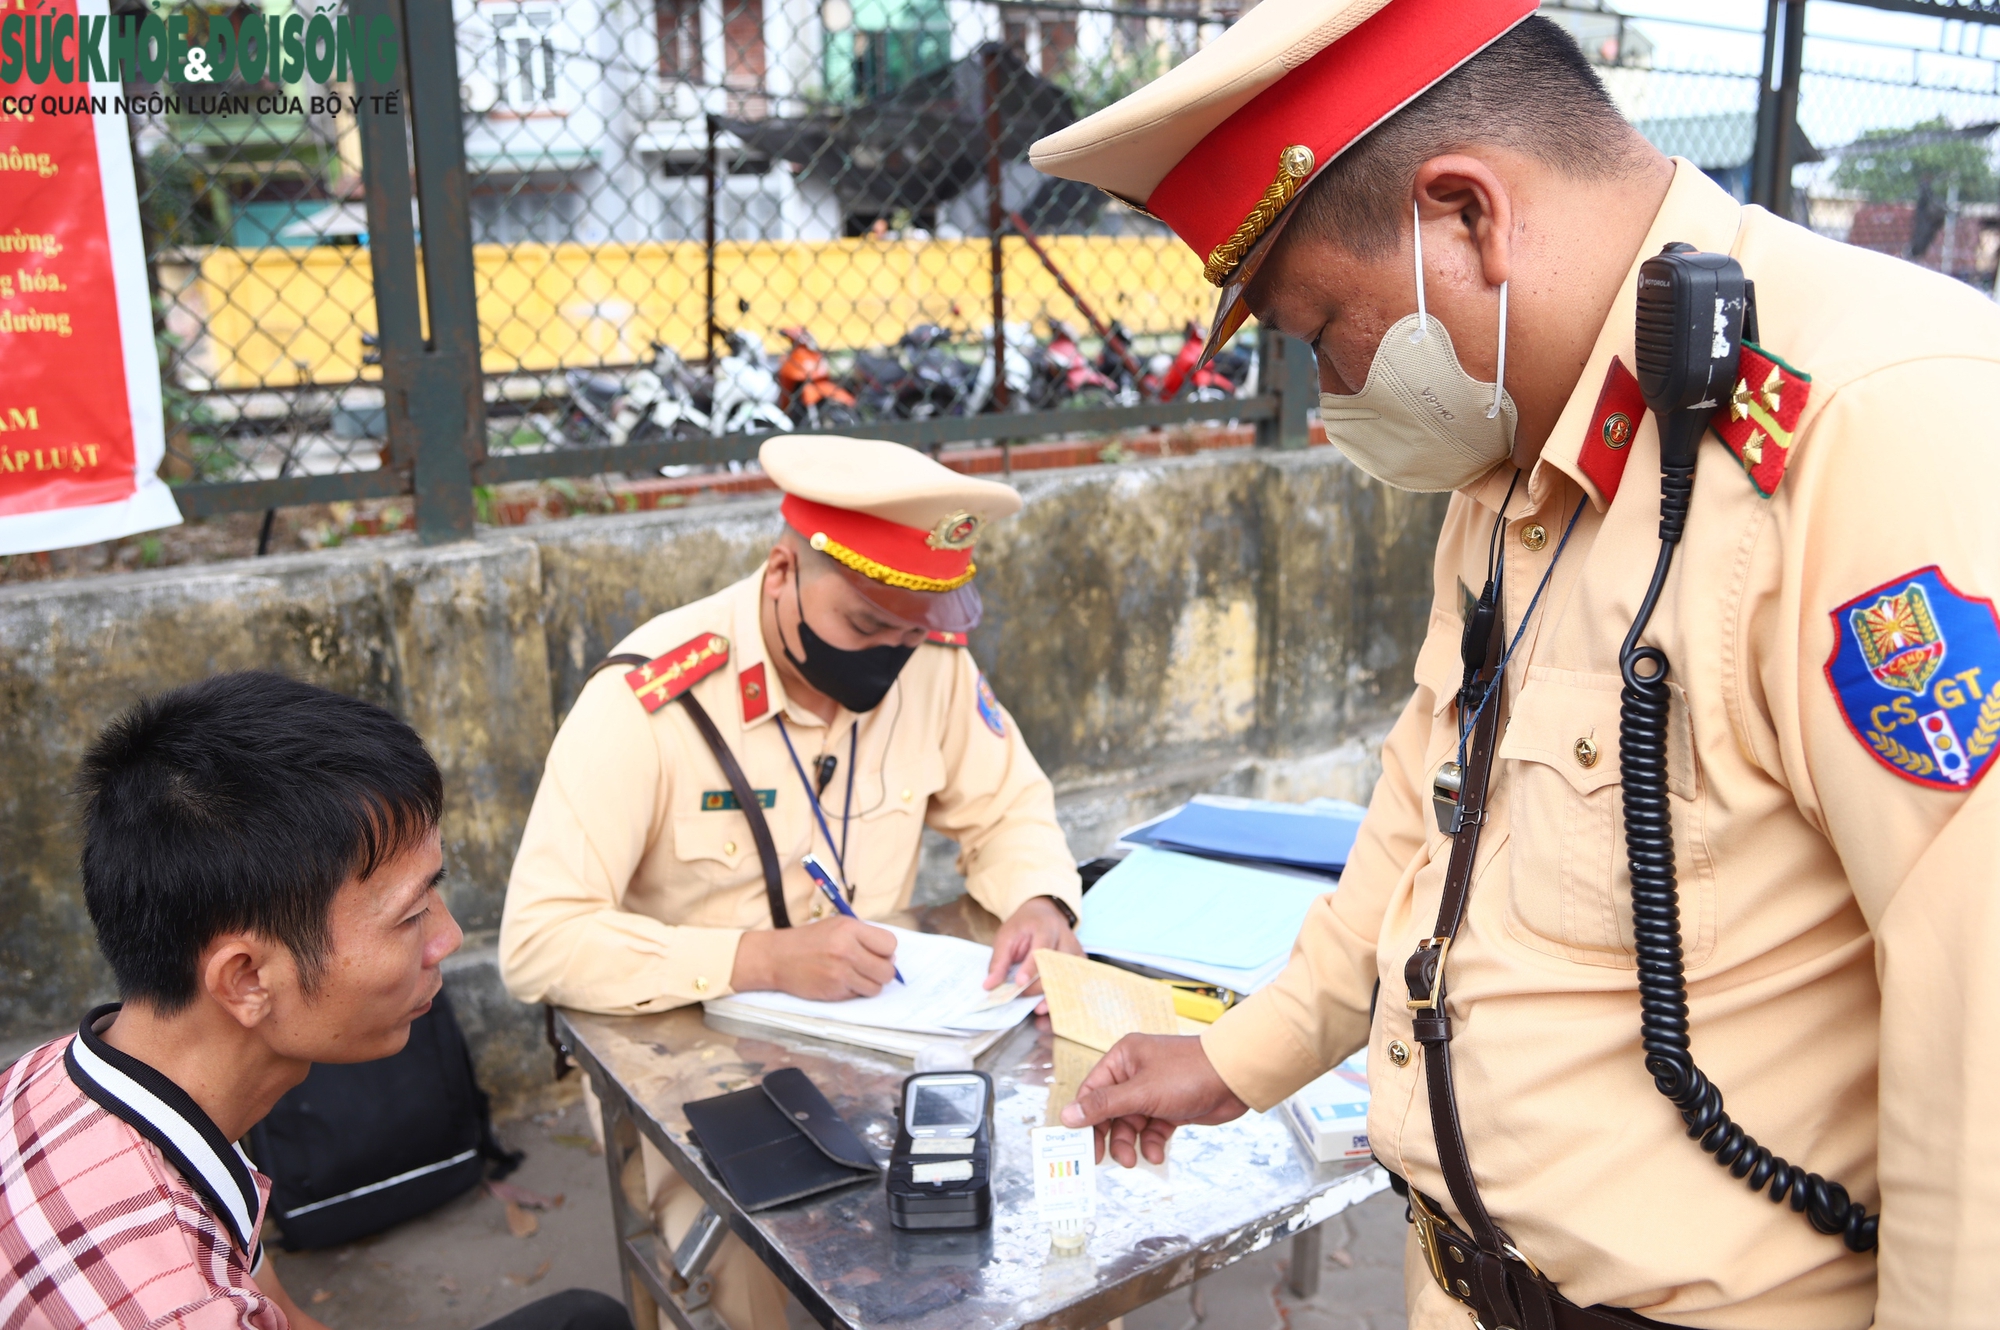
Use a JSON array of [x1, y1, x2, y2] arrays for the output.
[[0, 1010, 283, 1329]]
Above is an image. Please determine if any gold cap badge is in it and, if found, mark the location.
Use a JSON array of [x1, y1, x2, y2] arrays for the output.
[[926, 511, 981, 551]]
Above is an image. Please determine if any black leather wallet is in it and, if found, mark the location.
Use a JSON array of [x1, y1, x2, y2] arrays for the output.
[[683, 1067, 879, 1211]]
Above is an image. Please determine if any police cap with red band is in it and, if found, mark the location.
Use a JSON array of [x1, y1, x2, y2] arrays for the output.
[[759, 435, 1023, 634], [1029, 0, 1539, 356]]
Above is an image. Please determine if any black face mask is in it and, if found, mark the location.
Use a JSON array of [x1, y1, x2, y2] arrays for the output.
[[783, 577, 915, 713]]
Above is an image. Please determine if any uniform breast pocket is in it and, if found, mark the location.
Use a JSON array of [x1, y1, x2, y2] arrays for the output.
[[669, 812, 763, 891], [1497, 667, 1714, 969]]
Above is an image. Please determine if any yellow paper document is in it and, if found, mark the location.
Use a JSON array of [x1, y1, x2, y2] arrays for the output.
[[1033, 949, 1180, 1053]]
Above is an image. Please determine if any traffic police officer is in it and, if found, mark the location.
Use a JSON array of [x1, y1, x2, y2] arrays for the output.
[[1032, 2, 1998, 1328], [501, 435, 1084, 1329]]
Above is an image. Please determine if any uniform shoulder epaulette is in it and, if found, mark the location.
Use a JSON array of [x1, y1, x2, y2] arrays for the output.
[[925, 630, 970, 647], [625, 634, 729, 714], [1712, 342, 1811, 498]]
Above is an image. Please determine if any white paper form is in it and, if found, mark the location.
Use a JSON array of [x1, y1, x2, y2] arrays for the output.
[[711, 927, 1039, 1034]]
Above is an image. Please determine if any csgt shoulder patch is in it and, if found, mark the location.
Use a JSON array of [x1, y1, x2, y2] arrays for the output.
[[625, 634, 730, 714], [1825, 566, 2000, 790], [975, 672, 1007, 737]]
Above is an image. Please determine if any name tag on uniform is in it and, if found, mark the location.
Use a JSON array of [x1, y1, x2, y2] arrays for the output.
[[702, 789, 776, 811]]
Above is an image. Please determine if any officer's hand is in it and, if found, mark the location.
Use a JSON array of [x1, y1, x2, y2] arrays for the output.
[[730, 917, 899, 1000], [985, 896, 1083, 1014], [1059, 1033, 1247, 1167]]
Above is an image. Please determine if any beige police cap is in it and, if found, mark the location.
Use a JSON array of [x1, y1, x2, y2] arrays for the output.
[[759, 435, 1023, 632], [1030, 0, 1537, 352]]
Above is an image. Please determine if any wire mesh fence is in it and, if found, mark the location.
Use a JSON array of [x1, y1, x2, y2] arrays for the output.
[[131, 1, 2000, 524], [1552, 1, 2000, 291]]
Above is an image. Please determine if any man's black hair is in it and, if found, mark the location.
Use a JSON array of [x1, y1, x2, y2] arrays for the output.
[[74, 671, 443, 1014], [1288, 16, 1644, 257]]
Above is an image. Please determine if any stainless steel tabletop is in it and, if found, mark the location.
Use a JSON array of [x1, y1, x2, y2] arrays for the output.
[[559, 958, 1385, 1329]]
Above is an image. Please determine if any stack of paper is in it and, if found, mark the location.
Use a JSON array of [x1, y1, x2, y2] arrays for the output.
[[703, 927, 1039, 1059], [1076, 845, 1334, 993]]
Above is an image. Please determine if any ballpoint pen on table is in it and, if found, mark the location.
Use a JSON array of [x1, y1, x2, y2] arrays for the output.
[[802, 853, 905, 985]]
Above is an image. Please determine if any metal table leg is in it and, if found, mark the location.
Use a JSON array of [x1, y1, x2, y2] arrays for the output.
[[591, 1063, 725, 1330], [1287, 1223, 1323, 1300]]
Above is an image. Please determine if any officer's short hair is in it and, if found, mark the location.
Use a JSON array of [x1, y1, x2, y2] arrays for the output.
[[1288, 16, 1643, 258], [73, 671, 443, 1014]]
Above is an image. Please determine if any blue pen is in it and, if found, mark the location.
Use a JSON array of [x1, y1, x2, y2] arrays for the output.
[[802, 854, 904, 985]]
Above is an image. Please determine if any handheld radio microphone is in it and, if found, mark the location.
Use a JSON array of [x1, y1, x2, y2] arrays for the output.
[[1622, 244, 1877, 1253]]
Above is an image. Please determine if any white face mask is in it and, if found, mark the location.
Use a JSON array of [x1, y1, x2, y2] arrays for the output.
[[1318, 199, 1517, 493]]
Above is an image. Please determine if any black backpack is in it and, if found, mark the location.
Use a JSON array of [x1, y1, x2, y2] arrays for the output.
[[246, 987, 521, 1249]]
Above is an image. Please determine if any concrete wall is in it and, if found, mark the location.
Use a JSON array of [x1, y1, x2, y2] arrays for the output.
[[0, 449, 1445, 1105]]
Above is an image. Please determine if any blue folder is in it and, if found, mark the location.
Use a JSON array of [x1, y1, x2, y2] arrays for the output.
[[1136, 800, 1363, 874]]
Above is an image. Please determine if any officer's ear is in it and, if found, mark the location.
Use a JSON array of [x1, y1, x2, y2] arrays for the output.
[[1412, 153, 1514, 289], [764, 539, 799, 603]]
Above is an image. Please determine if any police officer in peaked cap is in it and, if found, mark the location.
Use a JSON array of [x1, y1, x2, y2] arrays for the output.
[[1034, 2, 2000, 1327], [501, 436, 1085, 1330]]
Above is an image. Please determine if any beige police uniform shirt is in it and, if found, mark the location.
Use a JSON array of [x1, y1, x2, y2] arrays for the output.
[[500, 565, 1082, 1014], [1204, 160, 2000, 1329]]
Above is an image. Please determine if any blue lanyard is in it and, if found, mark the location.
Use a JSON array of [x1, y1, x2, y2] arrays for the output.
[[777, 716, 858, 898], [1458, 494, 1589, 770]]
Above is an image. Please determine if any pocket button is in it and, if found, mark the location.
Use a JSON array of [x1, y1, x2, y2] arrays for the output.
[[1573, 736, 1599, 768], [1387, 1039, 1411, 1067]]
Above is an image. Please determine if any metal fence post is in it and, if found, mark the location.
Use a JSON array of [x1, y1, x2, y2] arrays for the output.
[[706, 113, 720, 366], [396, 0, 483, 542], [352, 0, 422, 490], [1750, 1, 1806, 219], [985, 45, 1009, 413], [1257, 328, 1315, 450]]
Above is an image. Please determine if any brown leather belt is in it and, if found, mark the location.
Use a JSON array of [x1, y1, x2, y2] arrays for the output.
[[1399, 630, 1672, 1330]]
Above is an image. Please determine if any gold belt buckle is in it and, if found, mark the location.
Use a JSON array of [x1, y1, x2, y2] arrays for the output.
[[1407, 1188, 1458, 1300]]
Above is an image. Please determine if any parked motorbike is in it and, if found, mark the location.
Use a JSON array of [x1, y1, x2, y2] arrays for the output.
[[1029, 319, 1121, 410], [625, 342, 711, 444], [1150, 320, 1241, 402], [708, 329, 794, 437], [558, 368, 629, 446], [966, 320, 1038, 415], [895, 323, 977, 419], [775, 326, 860, 430]]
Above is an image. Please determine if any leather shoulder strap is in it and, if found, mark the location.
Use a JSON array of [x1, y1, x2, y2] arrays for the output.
[[588, 654, 791, 930]]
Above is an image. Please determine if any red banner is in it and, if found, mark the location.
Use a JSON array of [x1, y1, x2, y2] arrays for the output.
[[0, 0, 179, 554]]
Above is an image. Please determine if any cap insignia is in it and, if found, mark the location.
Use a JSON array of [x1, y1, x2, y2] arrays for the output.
[[1202, 144, 1314, 288], [926, 511, 982, 551]]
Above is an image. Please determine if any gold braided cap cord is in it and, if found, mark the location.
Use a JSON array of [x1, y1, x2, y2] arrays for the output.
[[1201, 144, 1317, 287], [816, 534, 979, 593]]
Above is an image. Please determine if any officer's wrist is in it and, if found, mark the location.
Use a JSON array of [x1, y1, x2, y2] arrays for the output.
[[1035, 895, 1078, 929], [729, 929, 773, 993]]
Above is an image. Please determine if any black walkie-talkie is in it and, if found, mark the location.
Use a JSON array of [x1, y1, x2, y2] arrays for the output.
[[1624, 244, 1877, 1253]]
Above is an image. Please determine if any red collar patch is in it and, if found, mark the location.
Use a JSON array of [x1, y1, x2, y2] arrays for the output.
[[624, 635, 730, 714], [1578, 356, 1645, 507], [1712, 342, 1810, 498], [739, 661, 769, 723], [925, 630, 969, 647]]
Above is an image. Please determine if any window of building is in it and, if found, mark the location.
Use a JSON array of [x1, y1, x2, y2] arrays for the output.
[[657, 0, 701, 81]]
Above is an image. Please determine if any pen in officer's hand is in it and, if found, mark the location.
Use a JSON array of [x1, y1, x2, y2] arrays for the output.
[[802, 854, 904, 985]]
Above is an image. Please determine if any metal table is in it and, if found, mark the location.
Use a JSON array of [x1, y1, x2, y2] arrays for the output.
[[555, 903, 1386, 1330]]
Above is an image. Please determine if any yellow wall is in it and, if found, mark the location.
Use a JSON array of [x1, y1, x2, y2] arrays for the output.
[[193, 236, 1211, 389]]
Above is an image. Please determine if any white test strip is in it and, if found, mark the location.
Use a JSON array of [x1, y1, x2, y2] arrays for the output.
[[911, 1160, 975, 1185]]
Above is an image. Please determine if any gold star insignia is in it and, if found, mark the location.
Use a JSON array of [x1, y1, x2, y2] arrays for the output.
[[1731, 377, 1753, 422], [1742, 428, 1764, 467], [1759, 365, 1783, 414]]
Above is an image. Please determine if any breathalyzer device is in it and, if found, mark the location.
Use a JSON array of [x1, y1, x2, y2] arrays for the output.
[[886, 1071, 993, 1231]]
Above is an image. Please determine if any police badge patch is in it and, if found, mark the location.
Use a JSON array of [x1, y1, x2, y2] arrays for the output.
[[1825, 566, 2000, 790], [975, 672, 1007, 737]]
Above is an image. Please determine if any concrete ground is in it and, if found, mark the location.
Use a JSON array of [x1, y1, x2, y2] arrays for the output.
[[268, 1093, 1408, 1330]]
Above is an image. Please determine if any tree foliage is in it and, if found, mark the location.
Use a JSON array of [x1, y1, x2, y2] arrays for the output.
[[1832, 116, 1998, 204]]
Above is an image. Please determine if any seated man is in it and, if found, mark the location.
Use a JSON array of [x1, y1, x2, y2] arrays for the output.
[[0, 672, 629, 1330], [501, 435, 1085, 1329]]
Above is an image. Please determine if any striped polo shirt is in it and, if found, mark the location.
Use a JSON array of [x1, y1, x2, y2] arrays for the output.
[[0, 1005, 283, 1328]]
